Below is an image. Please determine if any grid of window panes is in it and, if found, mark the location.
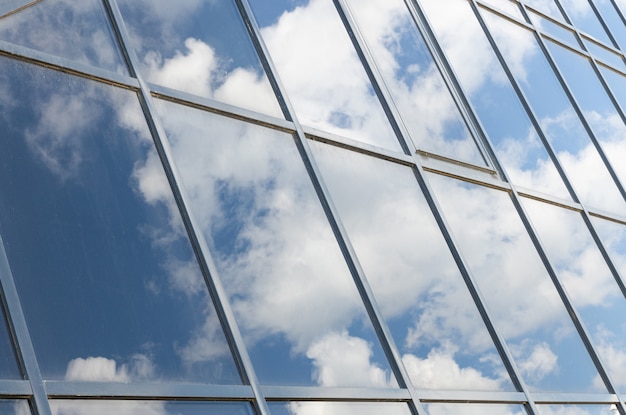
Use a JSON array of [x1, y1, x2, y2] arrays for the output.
[[0, 0, 624, 414]]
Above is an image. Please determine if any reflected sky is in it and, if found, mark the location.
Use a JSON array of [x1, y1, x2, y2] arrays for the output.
[[155, 99, 393, 387], [593, 0, 626, 51], [559, 0, 613, 45], [310, 141, 513, 391], [428, 173, 603, 393], [0, 56, 239, 384], [420, 0, 571, 200], [523, 0, 563, 20], [344, 0, 486, 165], [116, 0, 281, 117], [0, 0, 127, 74], [0, 401, 29, 415], [247, 0, 402, 151], [269, 401, 411, 415], [523, 197, 626, 393], [425, 403, 528, 415], [482, 11, 626, 215], [50, 400, 254, 415], [536, 405, 619, 415]]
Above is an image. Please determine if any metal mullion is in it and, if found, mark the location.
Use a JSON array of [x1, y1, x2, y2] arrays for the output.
[[610, 0, 626, 27], [0, 238, 50, 415], [101, 2, 270, 415], [334, 0, 539, 413], [234, 1, 426, 413], [474, 2, 626, 412], [586, 0, 621, 50]]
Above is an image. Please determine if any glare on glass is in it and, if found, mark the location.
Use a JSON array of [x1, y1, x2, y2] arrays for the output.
[[155, 99, 394, 387], [0, 56, 240, 384], [247, 0, 403, 151], [116, 0, 282, 117], [0, 0, 127, 74], [310, 140, 514, 391], [420, 0, 571, 200], [428, 173, 605, 393], [344, 0, 487, 165]]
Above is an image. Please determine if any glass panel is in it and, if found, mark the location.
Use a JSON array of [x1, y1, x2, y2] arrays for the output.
[[0, 0, 127, 74], [0, 401, 30, 415], [481, 0, 524, 20], [523, 197, 626, 392], [155, 100, 394, 388], [483, 12, 626, 215], [116, 0, 281, 117], [310, 141, 513, 391], [583, 38, 626, 69], [595, 0, 626, 51], [0, 302, 20, 379], [247, 0, 402, 151], [560, 0, 614, 45], [345, 0, 487, 165], [536, 405, 619, 415], [530, 12, 582, 49], [420, 0, 571, 200], [428, 173, 604, 393], [269, 402, 411, 415], [0, 56, 239, 384], [546, 39, 626, 209], [599, 66, 626, 114], [425, 403, 528, 415], [523, 0, 564, 20], [51, 401, 254, 415]]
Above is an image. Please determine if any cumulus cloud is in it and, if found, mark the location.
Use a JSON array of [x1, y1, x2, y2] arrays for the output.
[[51, 400, 167, 415], [65, 355, 155, 383]]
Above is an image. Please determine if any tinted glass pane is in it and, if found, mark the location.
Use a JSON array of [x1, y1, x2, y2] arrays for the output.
[[248, 0, 402, 151], [0, 400, 30, 415], [311, 141, 513, 391], [345, 0, 486, 165], [546, 39, 626, 209], [0, 297, 19, 379], [560, 0, 613, 45], [536, 405, 618, 415], [0, 56, 239, 383], [425, 403, 528, 415], [0, 0, 127, 74], [117, 0, 281, 117], [483, 12, 626, 215], [595, 0, 626, 51], [51, 401, 254, 415], [523, 197, 626, 392], [269, 402, 411, 415], [583, 39, 626, 69], [523, 0, 564, 20], [420, 0, 571, 200], [155, 100, 394, 387], [529, 12, 581, 49], [428, 173, 604, 392]]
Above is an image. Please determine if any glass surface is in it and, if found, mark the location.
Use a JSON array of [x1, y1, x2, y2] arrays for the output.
[[599, 66, 626, 115], [0, 0, 127, 74], [583, 38, 626, 69], [425, 403, 528, 415], [248, 0, 402, 151], [50, 401, 254, 415], [559, 0, 614, 45], [536, 405, 619, 415], [310, 141, 513, 391], [345, 0, 487, 165], [0, 56, 239, 383], [481, 0, 524, 20], [269, 401, 411, 415], [0, 401, 30, 415], [420, 0, 571, 200], [546, 39, 626, 208], [523, 0, 564, 20], [483, 12, 626, 215], [117, 0, 281, 117], [0, 302, 20, 379], [530, 12, 581, 49], [428, 173, 604, 393], [594, 0, 626, 51], [523, 197, 626, 392], [155, 100, 394, 387]]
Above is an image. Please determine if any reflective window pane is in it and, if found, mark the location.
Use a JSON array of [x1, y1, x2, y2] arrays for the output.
[[428, 173, 604, 392], [594, 0, 626, 51], [345, 0, 487, 165], [560, 0, 614, 45], [420, 0, 571, 199], [0, 56, 239, 384], [523, 197, 626, 392], [536, 405, 619, 415], [481, 0, 525, 20], [248, 0, 402, 151], [483, 12, 626, 215], [50, 400, 254, 415], [530, 13, 582, 49], [523, 0, 564, 20], [269, 401, 411, 415], [0, 303, 19, 379], [0, 400, 30, 415], [311, 141, 513, 391], [155, 100, 394, 387], [117, 0, 281, 117], [425, 403, 528, 415], [0, 0, 127, 74]]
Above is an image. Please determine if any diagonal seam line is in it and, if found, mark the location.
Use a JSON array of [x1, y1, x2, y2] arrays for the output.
[[0, 0, 41, 20]]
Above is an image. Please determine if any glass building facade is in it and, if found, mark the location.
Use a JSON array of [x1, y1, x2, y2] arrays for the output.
[[0, 0, 625, 414]]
